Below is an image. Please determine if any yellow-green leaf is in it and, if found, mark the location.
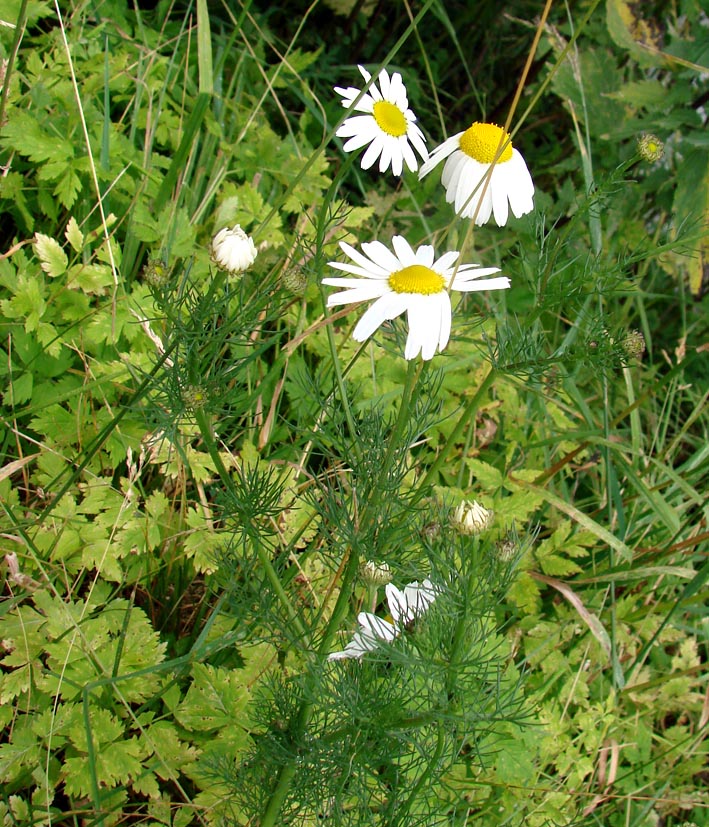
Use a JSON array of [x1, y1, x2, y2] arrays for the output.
[[33, 233, 67, 278], [65, 216, 84, 252]]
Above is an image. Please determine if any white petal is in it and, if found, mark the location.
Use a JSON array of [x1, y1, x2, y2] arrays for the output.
[[419, 133, 463, 178], [325, 284, 391, 306], [491, 166, 510, 227], [408, 124, 429, 162], [358, 611, 397, 642], [352, 293, 408, 342], [453, 276, 511, 293], [337, 114, 377, 139], [377, 67, 391, 98], [414, 244, 435, 268], [391, 235, 417, 266], [360, 136, 384, 170], [404, 294, 438, 360], [361, 240, 403, 272], [436, 291, 452, 354], [388, 72, 407, 108], [401, 138, 418, 173], [337, 241, 388, 275], [432, 250, 460, 273], [327, 261, 386, 279], [379, 139, 394, 174]]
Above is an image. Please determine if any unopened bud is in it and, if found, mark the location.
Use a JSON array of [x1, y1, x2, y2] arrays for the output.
[[143, 258, 169, 288], [360, 560, 393, 586], [451, 500, 494, 535], [211, 225, 257, 276], [622, 329, 646, 360]]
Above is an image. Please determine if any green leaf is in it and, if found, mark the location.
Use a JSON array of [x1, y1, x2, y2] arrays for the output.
[[33, 232, 68, 278], [0, 111, 74, 165], [66, 262, 115, 294], [65, 216, 84, 252], [464, 458, 504, 490], [175, 663, 252, 733], [0, 273, 46, 330]]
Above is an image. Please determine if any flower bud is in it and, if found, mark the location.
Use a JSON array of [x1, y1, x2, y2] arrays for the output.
[[143, 257, 169, 288], [495, 538, 517, 562], [360, 560, 393, 587], [211, 225, 257, 275], [451, 500, 494, 535], [637, 133, 664, 163], [622, 329, 646, 360]]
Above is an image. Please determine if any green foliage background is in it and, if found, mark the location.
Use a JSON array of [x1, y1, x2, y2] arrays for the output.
[[0, 0, 707, 825]]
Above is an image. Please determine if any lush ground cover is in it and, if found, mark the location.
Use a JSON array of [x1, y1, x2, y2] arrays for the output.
[[1, 0, 708, 825]]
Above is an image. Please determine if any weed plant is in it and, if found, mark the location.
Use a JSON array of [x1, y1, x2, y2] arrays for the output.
[[0, 1, 707, 826]]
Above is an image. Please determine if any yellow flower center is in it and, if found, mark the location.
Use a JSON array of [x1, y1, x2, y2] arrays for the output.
[[388, 264, 445, 295], [459, 122, 513, 164], [373, 100, 408, 137]]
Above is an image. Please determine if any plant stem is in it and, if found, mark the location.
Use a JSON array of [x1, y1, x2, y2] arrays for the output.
[[192, 407, 307, 642], [258, 359, 423, 827]]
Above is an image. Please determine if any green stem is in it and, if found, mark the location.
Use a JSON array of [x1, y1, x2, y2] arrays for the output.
[[192, 407, 306, 642], [258, 359, 423, 827]]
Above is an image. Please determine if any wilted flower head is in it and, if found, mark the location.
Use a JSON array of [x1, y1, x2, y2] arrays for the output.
[[334, 64, 428, 176], [637, 133, 664, 163], [211, 225, 257, 275], [419, 121, 534, 226], [328, 578, 439, 661], [452, 500, 494, 535]]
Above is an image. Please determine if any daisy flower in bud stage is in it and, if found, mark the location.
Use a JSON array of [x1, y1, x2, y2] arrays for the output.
[[323, 235, 510, 361], [210, 225, 257, 275], [328, 579, 439, 662], [419, 121, 534, 226], [334, 65, 428, 176]]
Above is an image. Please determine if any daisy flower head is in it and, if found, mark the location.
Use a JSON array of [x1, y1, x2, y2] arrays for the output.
[[210, 225, 257, 275], [334, 65, 428, 176], [328, 578, 439, 662], [323, 235, 510, 361], [419, 121, 534, 226]]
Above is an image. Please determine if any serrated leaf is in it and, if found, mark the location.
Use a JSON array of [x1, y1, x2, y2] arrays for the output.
[[175, 663, 252, 733], [0, 111, 73, 165], [54, 167, 82, 209], [67, 263, 115, 294], [0, 273, 46, 329], [464, 458, 504, 490], [33, 233, 68, 278], [65, 216, 84, 252]]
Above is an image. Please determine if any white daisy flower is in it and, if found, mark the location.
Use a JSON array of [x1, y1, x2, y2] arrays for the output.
[[419, 121, 534, 226], [210, 225, 257, 275], [334, 65, 428, 176], [327, 612, 398, 661], [323, 235, 510, 361], [328, 578, 439, 662]]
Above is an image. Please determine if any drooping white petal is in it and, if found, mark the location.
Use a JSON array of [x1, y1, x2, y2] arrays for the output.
[[353, 293, 409, 342]]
